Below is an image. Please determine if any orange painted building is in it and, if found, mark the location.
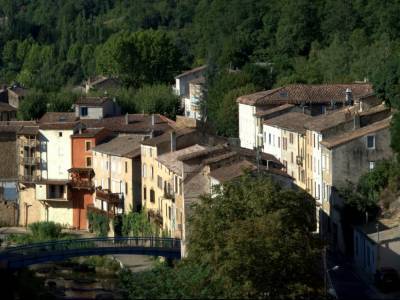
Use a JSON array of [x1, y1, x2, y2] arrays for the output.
[[69, 127, 111, 229]]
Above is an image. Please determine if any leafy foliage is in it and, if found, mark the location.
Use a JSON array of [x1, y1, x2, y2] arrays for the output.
[[119, 210, 156, 237], [87, 210, 109, 237], [7, 221, 69, 245], [119, 174, 322, 299]]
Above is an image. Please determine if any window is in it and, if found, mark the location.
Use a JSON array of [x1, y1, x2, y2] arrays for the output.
[[125, 182, 128, 195], [86, 156, 92, 167], [179, 178, 183, 195], [157, 176, 163, 189], [313, 134, 316, 148], [289, 133, 293, 144], [174, 176, 178, 193], [283, 160, 287, 170], [282, 137, 287, 150], [291, 152, 294, 163], [369, 161, 375, 170], [269, 133, 272, 145], [151, 166, 154, 179], [149, 148, 153, 157], [278, 137, 280, 148], [125, 161, 128, 173], [142, 163, 147, 177], [143, 187, 147, 200], [59, 132, 63, 137], [80, 107, 88, 116], [150, 189, 155, 203], [85, 141, 92, 151], [168, 207, 171, 220], [367, 135, 375, 149]]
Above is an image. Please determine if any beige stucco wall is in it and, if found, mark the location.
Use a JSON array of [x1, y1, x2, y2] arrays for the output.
[[19, 186, 43, 226], [46, 201, 73, 227]]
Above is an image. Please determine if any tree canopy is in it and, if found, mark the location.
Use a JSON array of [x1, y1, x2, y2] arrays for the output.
[[119, 174, 322, 299]]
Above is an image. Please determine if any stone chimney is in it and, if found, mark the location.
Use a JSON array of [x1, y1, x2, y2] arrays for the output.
[[170, 131, 176, 152], [125, 113, 129, 125]]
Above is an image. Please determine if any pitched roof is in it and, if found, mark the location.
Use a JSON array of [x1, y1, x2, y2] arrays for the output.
[[92, 135, 142, 157], [175, 65, 207, 79], [320, 117, 391, 149], [304, 106, 356, 132], [81, 114, 175, 135], [39, 122, 78, 130], [255, 104, 295, 118], [156, 144, 207, 174], [141, 127, 195, 147], [0, 102, 16, 112], [237, 83, 373, 106], [39, 112, 78, 123], [263, 112, 313, 134], [17, 125, 39, 135], [209, 160, 256, 183], [75, 96, 111, 105], [0, 121, 37, 133], [71, 127, 107, 138]]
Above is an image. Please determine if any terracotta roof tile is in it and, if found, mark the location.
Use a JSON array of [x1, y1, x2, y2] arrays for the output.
[[238, 83, 373, 106], [209, 160, 256, 183], [304, 107, 356, 132], [263, 112, 313, 134]]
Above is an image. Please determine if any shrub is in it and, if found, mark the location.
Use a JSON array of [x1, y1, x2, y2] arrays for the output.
[[28, 221, 63, 240]]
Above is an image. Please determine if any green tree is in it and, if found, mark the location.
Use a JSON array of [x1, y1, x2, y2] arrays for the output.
[[17, 90, 47, 120], [96, 30, 181, 87]]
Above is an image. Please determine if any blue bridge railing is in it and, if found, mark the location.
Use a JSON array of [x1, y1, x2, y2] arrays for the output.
[[0, 237, 181, 269]]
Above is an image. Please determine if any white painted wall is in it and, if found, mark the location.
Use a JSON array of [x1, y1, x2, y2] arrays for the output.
[[47, 202, 73, 227], [35, 184, 47, 200], [39, 129, 73, 180], [263, 125, 282, 161], [239, 103, 257, 149]]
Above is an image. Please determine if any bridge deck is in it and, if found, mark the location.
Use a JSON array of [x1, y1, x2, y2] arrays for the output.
[[0, 237, 181, 269]]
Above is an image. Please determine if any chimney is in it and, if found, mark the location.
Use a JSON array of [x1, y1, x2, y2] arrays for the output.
[[345, 88, 353, 105], [125, 113, 129, 125], [151, 114, 155, 126], [170, 131, 176, 152]]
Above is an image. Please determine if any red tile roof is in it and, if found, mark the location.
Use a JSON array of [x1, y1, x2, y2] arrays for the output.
[[237, 83, 373, 106]]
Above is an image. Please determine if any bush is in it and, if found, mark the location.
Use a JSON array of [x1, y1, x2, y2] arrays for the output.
[[87, 211, 109, 237], [29, 221, 63, 240]]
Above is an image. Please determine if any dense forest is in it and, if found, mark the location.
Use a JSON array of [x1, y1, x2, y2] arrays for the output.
[[1, 0, 400, 136]]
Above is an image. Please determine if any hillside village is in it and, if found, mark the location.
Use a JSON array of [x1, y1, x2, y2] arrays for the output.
[[0, 65, 398, 288]]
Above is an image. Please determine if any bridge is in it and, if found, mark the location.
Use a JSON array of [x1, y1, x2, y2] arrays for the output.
[[0, 237, 181, 269]]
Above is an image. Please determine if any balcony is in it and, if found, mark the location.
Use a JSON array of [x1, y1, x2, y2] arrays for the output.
[[148, 209, 163, 226], [69, 179, 94, 190], [22, 156, 40, 165], [96, 188, 121, 204], [21, 140, 38, 148], [296, 156, 303, 166], [19, 175, 41, 183], [68, 168, 95, 190]]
